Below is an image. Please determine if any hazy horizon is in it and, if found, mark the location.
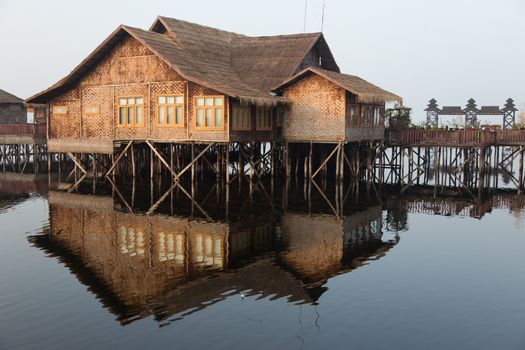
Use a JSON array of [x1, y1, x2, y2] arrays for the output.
[[1, 0, 524, 121]]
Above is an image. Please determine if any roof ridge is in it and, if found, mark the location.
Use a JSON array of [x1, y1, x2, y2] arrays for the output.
[[157, 16, 245, 38], [244, 32, 321, 39]]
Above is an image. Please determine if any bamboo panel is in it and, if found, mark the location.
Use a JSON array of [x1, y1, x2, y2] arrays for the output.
[[283, 74, 345, 142], [81, 36, 180, 86], [82, 86, 113, 139], [48, 138, 113, 154], [50, 99, 81, 139]]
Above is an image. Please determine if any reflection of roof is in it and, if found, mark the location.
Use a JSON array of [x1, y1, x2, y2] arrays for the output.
[[274, 67, 402, 104], [27, 17, 339, 107]]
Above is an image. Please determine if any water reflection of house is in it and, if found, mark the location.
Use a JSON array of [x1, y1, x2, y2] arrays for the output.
[[32, 191, 313, 325], [30, 191, 399, 326], [279, 206, 396, 296]]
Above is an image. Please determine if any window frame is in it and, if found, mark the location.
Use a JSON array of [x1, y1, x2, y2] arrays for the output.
[[275, 107, 284, 127], [194, 95, 225, 130], [117, 96, 145, 128], [256, 107, 272, 131], [231, 105, 251, 131], [52, 105, 68, 115], [83, 105, 100, 116], [157, 94, 185, 128]]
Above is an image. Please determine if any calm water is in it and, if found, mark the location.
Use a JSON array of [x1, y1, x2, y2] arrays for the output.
[[1, 175, 525, 350]]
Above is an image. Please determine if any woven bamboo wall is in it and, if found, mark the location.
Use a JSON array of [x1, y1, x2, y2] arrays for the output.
[[48, 35, 233, 149], [81, 36, 180, 86], [282, 74, 345, 142], [50, 87, 80, 139], [81, 86, 112, 139]]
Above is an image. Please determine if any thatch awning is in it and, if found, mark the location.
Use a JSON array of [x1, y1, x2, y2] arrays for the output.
[[273, 67, 402, 104], [0, 89, 23, 104]]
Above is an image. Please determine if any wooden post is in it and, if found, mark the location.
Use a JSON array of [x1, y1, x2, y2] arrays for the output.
[[226, 143, 230, 185], [285, 142, 290, 178], [308, 141, 313, 179], [519, 146, 525, 193], [335, 142, 341, 181]]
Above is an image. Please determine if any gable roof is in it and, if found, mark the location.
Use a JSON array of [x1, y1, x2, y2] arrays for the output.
[[152, 16, 339, 93], [274, 67, 402, 104], [27, 17, 339, 106], [0, 89, 23, 104]]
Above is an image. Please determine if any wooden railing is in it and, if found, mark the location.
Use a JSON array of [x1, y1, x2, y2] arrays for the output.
[[495, 130, 525, 145], [387, 129, 497, 146], [0, 124, 46, 137]]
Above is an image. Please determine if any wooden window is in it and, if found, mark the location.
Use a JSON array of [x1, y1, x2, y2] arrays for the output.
[[117, 96, 144, 127], [83, 105, 99, 115], [256, 108, 272, 131], [276, 107, 284, 127], [194, 96, 224, 130], [53, 106, 67, 114], [158, 95, 184, 127], [346, 104, 357, 127], [232, 105, 251, 131]]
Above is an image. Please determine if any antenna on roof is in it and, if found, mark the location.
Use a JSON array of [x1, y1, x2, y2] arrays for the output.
[[303, 0, 308, 32], [321, 1, 325, 32]]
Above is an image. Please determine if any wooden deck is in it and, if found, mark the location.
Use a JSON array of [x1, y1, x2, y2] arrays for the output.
[[0, 124, 46, 144], [387, 129, 525, 147]]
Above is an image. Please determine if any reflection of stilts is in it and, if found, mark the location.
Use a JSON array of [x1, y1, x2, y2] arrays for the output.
[[0, 143, 49, 174]]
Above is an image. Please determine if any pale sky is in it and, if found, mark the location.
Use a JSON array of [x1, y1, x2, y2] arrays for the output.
[[1, 0, 524, 121]]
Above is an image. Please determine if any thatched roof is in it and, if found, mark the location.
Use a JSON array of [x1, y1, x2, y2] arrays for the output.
[[274, 67, 402, 104], [27, 17, 339, 106], [0, 89, 23, 104]]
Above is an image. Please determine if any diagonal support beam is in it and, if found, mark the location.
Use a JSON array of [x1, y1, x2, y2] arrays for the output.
[[311, 143, 340, 179], [67, 153, 88, 175], [105, 141, 133, 177]]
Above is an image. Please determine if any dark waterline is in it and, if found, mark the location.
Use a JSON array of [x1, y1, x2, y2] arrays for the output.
[[1, 176, 525, 350]]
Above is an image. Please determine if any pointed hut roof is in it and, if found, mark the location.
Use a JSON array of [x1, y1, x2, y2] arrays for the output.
[[0, 89, 23, 104], [27, 17, 340, 106], [502, 98, 518, 112], [274, 67, 402, 104], [463, 98, 480, 112], [424, 98, 440, 112]]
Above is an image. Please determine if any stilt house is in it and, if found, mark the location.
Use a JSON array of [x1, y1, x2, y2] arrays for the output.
[[26, 16, 400, 156]]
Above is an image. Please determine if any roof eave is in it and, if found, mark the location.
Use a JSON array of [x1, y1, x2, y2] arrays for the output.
[[273, 67, 403, 104]]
